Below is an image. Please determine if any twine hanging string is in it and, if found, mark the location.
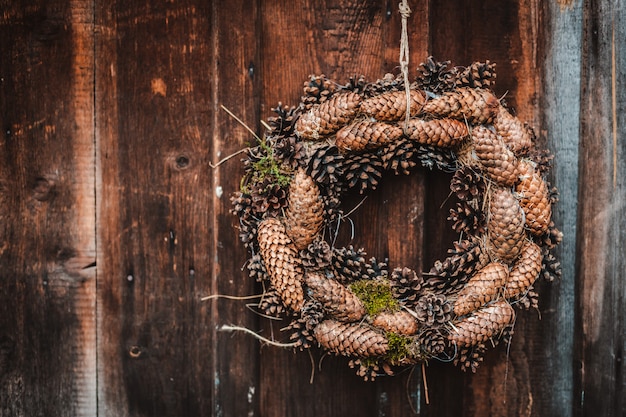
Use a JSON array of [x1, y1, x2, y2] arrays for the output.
[[399, 0, 412, 129]]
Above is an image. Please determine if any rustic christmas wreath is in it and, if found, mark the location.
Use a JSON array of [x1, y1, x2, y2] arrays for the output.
[[230, 58, 562, 380]]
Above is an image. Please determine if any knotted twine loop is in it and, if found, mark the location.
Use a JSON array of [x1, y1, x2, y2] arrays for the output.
[[399, 1, 412, 130]]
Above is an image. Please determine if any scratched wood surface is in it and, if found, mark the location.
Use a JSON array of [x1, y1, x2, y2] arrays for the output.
[[0, 0, 623, 416]]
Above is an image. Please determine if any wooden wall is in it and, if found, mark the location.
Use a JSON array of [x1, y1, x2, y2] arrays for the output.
[[0, 0, 623, 416]]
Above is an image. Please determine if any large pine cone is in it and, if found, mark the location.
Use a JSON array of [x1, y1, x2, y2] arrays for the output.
[[421, 88, 499, 124], [372, 311, 420, 335], [360, 89, 425, 121], [472, 125, 520, 187], [257, 218, 305, 311], [314, 320, 389, 357], [487, 187, 526, 264], [284, 169, 324, 250], [453, 262, 509, 317], [504, 241, 543, 300], [335, 120, 403, 152], [403, 118, 469, 147], [516, 160, 552, 236], [295, 92, 362, 139], [448, 300, 514, 347], [493, 105, 533, 153], [305, 272, 366, 322]]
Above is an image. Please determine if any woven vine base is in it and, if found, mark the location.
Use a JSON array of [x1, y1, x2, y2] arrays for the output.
[[231, 58, 562, 380]]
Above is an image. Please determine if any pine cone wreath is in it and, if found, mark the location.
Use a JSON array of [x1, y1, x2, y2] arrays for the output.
[[230, 64, 559, 380]]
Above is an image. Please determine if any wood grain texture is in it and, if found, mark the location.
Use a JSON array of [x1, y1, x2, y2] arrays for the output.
[[576, 0, 626, 416], [0, 0, 97, 416]]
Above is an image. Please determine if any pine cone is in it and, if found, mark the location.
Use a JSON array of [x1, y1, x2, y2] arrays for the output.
[[472, 125, 520, 187], [300, 239, 332, 270], [448, 300, 514, 347], [332, 246, 368, 284], [454, 61, 497, 89], [360, 90, 426, 121], [417, 328, 448, 357], [453, 262, 509, 317], [448, 201, 486, 235], [335, 120, 403, 152], [493, 105, 533, 153], [247, 254, 268, 283], [516, 161, 552, 236], [487, 187, 526, 264], [454, 342, 487, 372], [415, 145, 458, 172], [301, 74, 336, 110], [450, 166, 486, 201], [342, 152, 384, 193], [364, 73, 403, 96], [540, 248, 562, 282], [519, 147, 554, 174], [415, 57, 455, 93], [249, 178, 288, 215], [305, 272, 366, 322], [504, 241, 542, 299], [295, 92, 362, 140], [390, 267, 424, 306], [306, 145, 345, 186], [403, 118, 469, 147], [258, 288, 286, 317], [425, 238, 489, 292], [414, 293, 453, 326], [237, 219, 259, 249], [272, 135, 305, 170], [341, 74, 368, 95], [257, 218, 305, 311], [372, 311, 420, 335], [380, 139, 418, 175], [284, 169, 324, 250], [267, 103, 298, 137], [420, 88, 499, 124], [231, 191, 254, 221], [287, 300, 325, 349], [314, 320, 389, 357]]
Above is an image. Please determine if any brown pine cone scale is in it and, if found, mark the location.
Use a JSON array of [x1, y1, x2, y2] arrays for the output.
[[449, 300, 515, 347], [372, 311, 420, 335], [360, 89, 426, 121], [335, 120, 403, 152], [421, 88, 499, 124], [404, 118, 469, 147], [487, 187, 526, 264], [305, 272, 366, 322], [472, 125, 519, 186], [295, 92, 362, 140], [284, 169, 324, 250], [504, 241, 543, 299], [314, 320, 389, 357], [453, 262, 509, 317]]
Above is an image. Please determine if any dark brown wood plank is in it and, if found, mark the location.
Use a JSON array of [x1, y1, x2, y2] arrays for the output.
[[575, 0, 626, 415], [0, 1, 97, 416], [257, 1, 430, 416], [95, 1, 249, 415]]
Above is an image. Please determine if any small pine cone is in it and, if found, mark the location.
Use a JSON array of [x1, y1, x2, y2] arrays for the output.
[[536, 221, 563, 249], [421, 88, 500, 125], [335, 120, 403, 152], [454, 343, 487, 372], [238, 219, 259, 249], [415, 57, 455, 93], [415, 145, 458, 172], [454, 61, 497, 89], [300, 239, 332, 270], [360, 90, 426, 121], [364, 73, 403, 96], [403, 118, 469, 148], [332, 246, 368, 284], [450, 166, 486, 201], [418, 328, 448, 357], [390, 267, 424, 306], [272, 135, 305, 170], [519, 147, 554, 174], [342, 153, 384, 193], [247, 254, 268, 283], [284, 169, 324, 250], [362, 257, 389, 280], [425, 238, 489, 292], [295, 92, 362, 140], [493, 105, 533, 153], [231, 192, 254, 221], [267, 103, 299, 137], [448, 300, 515, 347], [314, 320, 389, 357], [287, 300, 324, 349], [258, 288, 286, 317], [257, 218, 305, 311], [515, 287, 540, 310], [341, 74, 368, 95], [472, 125, 520, 187], [249, 177, 289, 215], [504, 241, 542, 299], [487, 187, 526, 264], [453, 262, 509, 317], [516, 161, 552, 236], [414, 293, 453, 326], [306, 145, 345, 186], [305, 272, 366, 322], [301, 74, 336, 110], [380, 139, 418, 175], [349, 359, 382, 381], [372, 311, 420, 335], [540, 249, 562, 282], [448, 201, 486, 235]]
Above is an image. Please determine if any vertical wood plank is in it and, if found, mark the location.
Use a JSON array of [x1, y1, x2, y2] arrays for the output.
[[537, 1, 583, 416], [0, 0, 97, 416], [95, 1, 230, 415], [576, 0, 626, 415]]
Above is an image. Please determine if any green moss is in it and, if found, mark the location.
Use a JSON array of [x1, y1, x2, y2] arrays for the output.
[[385, 332, 412, 364], [240, 137, 292, 192], [349, 279, 399, 316]]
